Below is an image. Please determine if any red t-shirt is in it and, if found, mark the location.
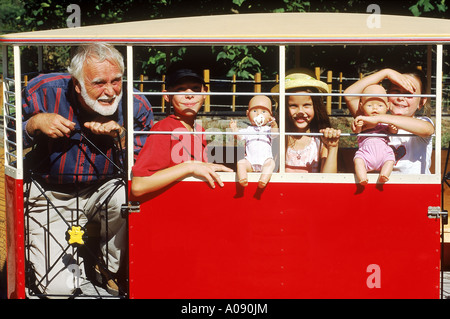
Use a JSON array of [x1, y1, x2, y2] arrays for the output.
[[132, 115, 208, 177]]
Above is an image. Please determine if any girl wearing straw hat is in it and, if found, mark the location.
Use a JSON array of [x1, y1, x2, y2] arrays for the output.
[[272, 72, 341, 173]]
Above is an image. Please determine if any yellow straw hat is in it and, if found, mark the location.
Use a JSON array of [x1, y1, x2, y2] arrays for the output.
[[271, 72, 329, 102]]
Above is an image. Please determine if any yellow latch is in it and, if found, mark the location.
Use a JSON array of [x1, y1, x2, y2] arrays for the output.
[[67, 226, 85, 245]]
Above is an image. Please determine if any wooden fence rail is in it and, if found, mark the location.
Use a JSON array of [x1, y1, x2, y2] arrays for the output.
[[135, 67, 363, 114]]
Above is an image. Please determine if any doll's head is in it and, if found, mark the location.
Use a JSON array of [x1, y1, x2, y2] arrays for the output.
[[247, 95, 273, 127], [360, 84, 390, 117]]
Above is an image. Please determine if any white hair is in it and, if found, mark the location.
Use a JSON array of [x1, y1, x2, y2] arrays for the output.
[[67, 42, 124, 82]]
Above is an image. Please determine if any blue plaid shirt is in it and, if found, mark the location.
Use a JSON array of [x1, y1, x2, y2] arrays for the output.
[[22, 73, 154, 185]]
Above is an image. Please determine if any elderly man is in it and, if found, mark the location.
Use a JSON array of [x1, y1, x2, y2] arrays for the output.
[[22, 43, 153, 297]]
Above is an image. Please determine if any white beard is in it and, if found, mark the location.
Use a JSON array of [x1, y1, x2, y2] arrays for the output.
[[79, 82, 122, 116]]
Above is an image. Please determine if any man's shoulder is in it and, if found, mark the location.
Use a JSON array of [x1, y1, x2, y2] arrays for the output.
[[26, 73, 72, 94], [130, 88, 152, 108]]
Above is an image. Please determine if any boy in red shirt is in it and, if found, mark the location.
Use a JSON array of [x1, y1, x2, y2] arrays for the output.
[[131, 67, 232, 196]]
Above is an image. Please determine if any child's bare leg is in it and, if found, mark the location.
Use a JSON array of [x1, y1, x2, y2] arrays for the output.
[[354, 158, 368, 185], [258, 158, 275, 188], [237, 159, 252, 187], [378, 160, 394, 184]]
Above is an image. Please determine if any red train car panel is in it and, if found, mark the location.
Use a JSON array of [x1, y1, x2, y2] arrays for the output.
[[129, 181, 440, 299]]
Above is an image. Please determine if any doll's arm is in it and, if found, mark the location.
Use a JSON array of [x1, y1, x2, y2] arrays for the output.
[[360, 114, 433, 137], [388, 123, 398, 135], [352, 117, 364, 134], [229, 119, 244, 140], [229, 119, 238, 132], [269, 117, 279, 138], [270, 116, 278, 130]]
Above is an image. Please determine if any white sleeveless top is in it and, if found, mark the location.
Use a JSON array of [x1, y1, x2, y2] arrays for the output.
[[285, 137, 321, 173]]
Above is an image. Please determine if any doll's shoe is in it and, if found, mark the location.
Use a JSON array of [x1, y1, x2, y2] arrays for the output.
[[258, 174, 271, 188], [95, 264, 119, 296], [378, 175, 389, 184], [239, 178, 248, 187]]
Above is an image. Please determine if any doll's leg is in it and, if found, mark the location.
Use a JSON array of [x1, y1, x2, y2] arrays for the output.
[[237, 159, 252, 187], [378, 160, 394, 184], [354, 157, 368, 185], [258, 158, 275, 188]]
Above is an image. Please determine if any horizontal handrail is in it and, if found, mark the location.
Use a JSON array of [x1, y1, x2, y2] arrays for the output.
[[133, 130, 429, 138], [134, 91, 436, 98]]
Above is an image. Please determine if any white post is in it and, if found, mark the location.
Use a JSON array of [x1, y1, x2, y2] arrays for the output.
[[14, 45, 23, 179], [434, 44, 442, 180], [126, 45, 134, 181], [278, 45, 286, 174]]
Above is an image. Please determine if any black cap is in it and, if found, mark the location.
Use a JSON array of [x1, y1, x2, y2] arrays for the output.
[[165, 68, 205, 88]]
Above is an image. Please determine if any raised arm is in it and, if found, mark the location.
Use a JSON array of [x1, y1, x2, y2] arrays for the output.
[[229, 119, 244, 141], [344, 68, 416, 117]]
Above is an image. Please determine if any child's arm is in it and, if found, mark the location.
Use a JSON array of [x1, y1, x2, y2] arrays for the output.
[[355, 114, 433, 137], [344, 68, 417, 117], [131, 161, 233, 196], [319, 128, 341, 173]]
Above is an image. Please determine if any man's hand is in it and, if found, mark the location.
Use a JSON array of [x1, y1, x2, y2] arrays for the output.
[[84, 119, 124, 138], [26, 113, 76, 138]]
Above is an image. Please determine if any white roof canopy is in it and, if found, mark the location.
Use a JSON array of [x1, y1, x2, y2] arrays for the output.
[[1, 12, 450, 45]]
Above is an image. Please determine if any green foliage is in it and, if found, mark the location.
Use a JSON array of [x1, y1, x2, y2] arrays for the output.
[[0, 0, 25, 33], [216, 46, 267, 79], [273, 0, 310, 12], [409, 0, 447, 16]]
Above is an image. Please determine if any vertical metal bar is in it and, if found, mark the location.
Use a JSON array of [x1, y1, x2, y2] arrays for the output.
[[14, 45, 23, 179], [278, 45, 286, 174], [126, 45, 134, 181], [435, 44, 442, 180]]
